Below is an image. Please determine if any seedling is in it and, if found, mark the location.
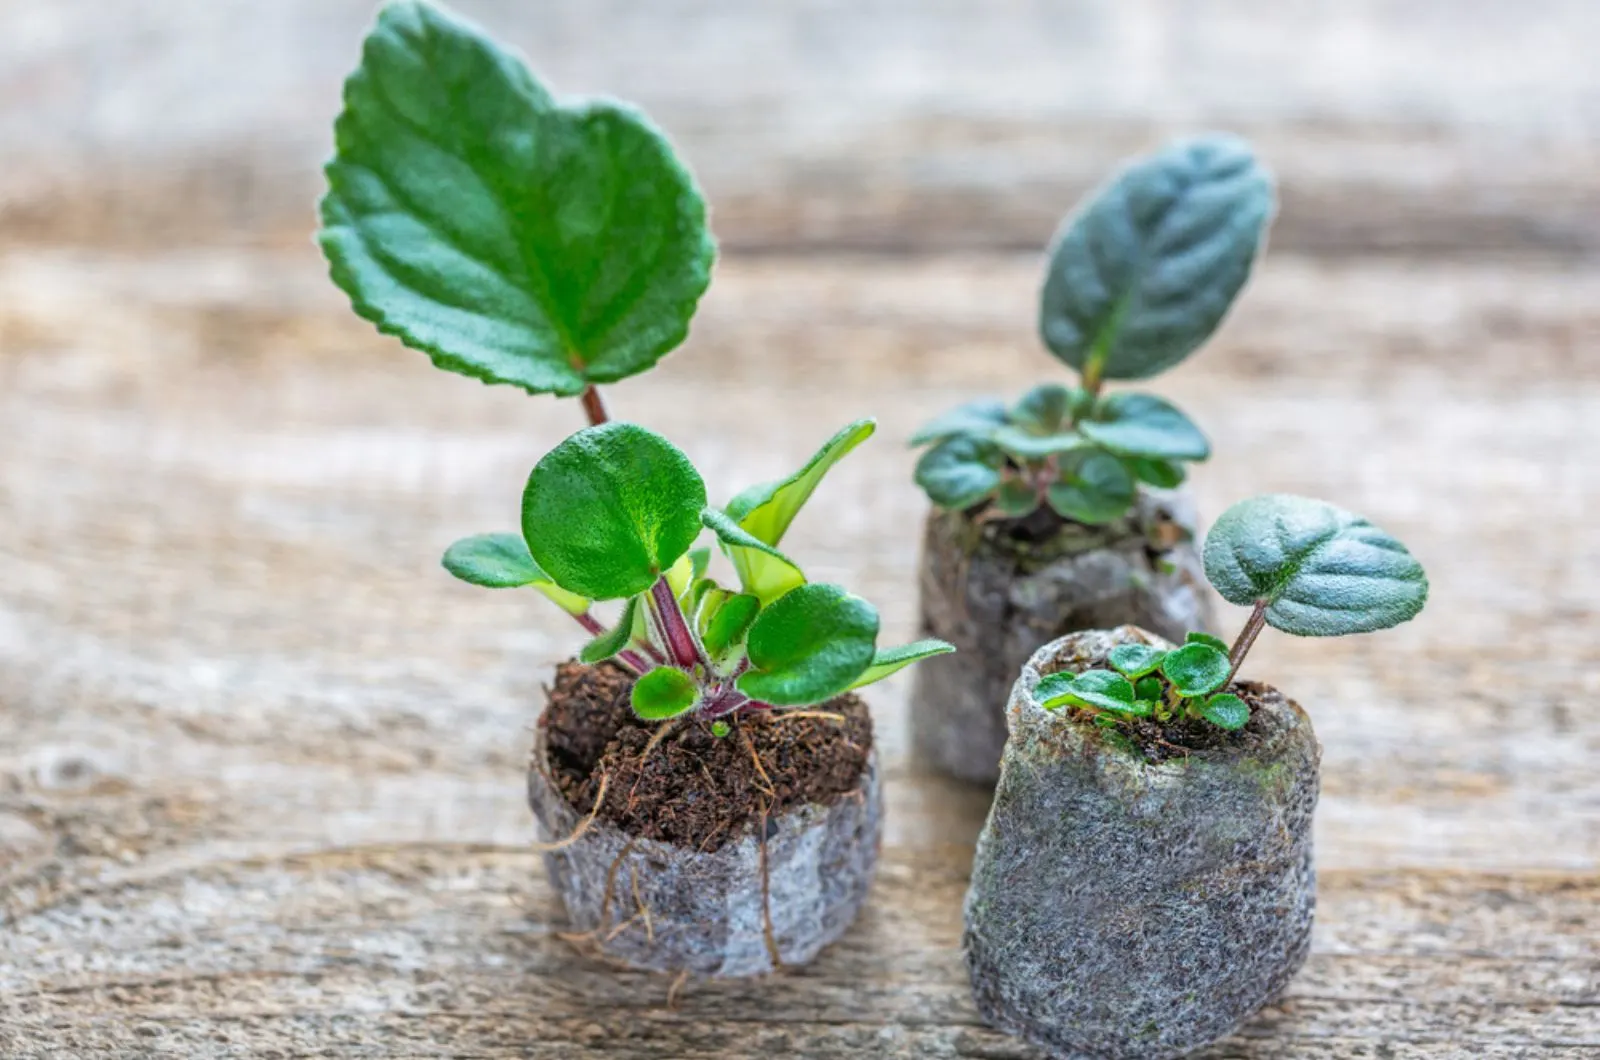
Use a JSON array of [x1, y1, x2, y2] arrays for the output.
[[444, 418, 953, 720], [317, 0, 715, 428], [911, 137, 1274, 523], [1039, 494, 1428, 730]]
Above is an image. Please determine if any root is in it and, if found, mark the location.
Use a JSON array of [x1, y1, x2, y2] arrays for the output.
[[666, 968, 692, 1009], [769, 710, 846, 725], [531, 770, 611, 853], [630, 861, 654, 945], [740, 725, 776, 798], [595, 836, 639, 929], [758, 796, 782, 971]]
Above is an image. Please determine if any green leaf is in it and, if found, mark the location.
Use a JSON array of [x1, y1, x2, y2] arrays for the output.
[[737, 584, 878, 707], [993, 478, 1042, 518], [1134, 675, 1164, 701], [441, 532, 590, 613], [1045, 449, 1136, 525], [1129, 457, 1187, 489], [699, 591, 761, 662], [914, 436, 1004, 510], [1185, 631, 1231, 653], [319, 2, 715, 397], [1039, 669, 1137, 713], [1199, 692, 1250, 730], [1040, 135, 1274, 381], [1034, 671, 1079, 706], [909, 399, 1007, 447], [580, 597, 640, 664], [710, 719, 731, 738], [1010, 384, 1077, 433], [1108, 643, 1166, 678], [725, 419, 875, 545], [1203, 494, 1429, 637], [1079, 393, 1210, 461], [1160, 642, 1232, 697], [847, 639, 956, 690], [687, 546, 712, 582], [521, 423, 706, 600], [631, 667, 699, 720], [701, 507, 805, 605], [992, 425, 1091, 461]]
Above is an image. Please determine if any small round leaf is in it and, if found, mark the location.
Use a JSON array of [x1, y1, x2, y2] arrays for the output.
[[914, 436, 1004, 510], [521, 423, 707, 600], [1134, 675, 1164, 701], [910, 398, 1008, 447], [1078, 393, 1210, 461], [1041, 668, 1137, 713], [1128, 457, 1187, 489], [1160, 642, 1232, 697], [1199, 693, 1250, 730], [1010, 383, 1077, 433], [1108, 643, 1166, 678], [631, 667, 699, 720], [737, 583, 879, 707], [1045, 449, 1136, 525], [1185, 630, 1232, 653]]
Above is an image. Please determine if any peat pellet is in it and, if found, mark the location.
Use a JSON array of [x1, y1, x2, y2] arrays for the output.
[[911, 489, 1214, 784], [964, 627, 1320, 1059]]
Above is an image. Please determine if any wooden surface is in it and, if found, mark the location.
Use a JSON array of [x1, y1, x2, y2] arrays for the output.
[[2, 2, 1598, 1057]]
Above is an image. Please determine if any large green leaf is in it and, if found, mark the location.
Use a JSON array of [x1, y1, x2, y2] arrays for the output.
[[1078, 393, 1210, 461], [724, 419, 875, 545], [847, 638, 955, 690], [737, 584, 879, 707], [1039, 135, 1274, 381], [1045, 449, 1136, 525], [440, 532, 590, 613], [700, 508, 805, 605], [908, 399, 1007, 447], [521, 423, 706, 600], [319, 1, 715, 396], [914, 436, 1004, 510], [1203, 494, 1429, 636]]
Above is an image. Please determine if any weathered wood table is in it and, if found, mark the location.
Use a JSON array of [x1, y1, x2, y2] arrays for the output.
[[2, 2, 1596, 1056]]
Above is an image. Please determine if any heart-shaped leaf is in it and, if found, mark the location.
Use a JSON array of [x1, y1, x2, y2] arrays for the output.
[[1203, 494, 1429, 637], [1160, 642, 1232, 697], [521, 423, 706, 600], [1199, 692, 1250, 730], [580, 597, 640, 664], [701, 507, 805, 605], [1040, 135, 1274, 381], [1108, 643, 1166, 678], [725, 419, 875, 546], [993, 478, 1042, 518], [1045, 449, 1136, 525], [1185, 630, 1231, 653], [1010, 384, 1077, 433], [631, 666, 699, 720], [909, 398, 1008, 447], [1128, 457, 1187, 489], [319, 1, 715, 396], [737, 583, 878, 707], [1039, 668, 1137, 713], [441, 532, 591, 614], [847, 638, 955, 690], [1134, 675, 1164, 701], [1079, 393, 1210, 461], [914, 436, 1004, 510]]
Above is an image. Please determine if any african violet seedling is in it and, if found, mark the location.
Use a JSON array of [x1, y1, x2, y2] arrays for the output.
[[1037, 494, 1428, 730], [445, 418, 953, 721], [912, 137, 1274, 523], [317, 0, 714, 428]]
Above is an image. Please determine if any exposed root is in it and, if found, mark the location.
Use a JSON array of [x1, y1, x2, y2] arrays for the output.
[[758, 796, 782, 971], [630, 861, 654, 945], [740, 725, 776, 798], [604, 911, 645, 943], [666, 968, 692, 1009], [595, 836, 639, 930], [531, 770, 611, 853], [769, 710, 846, 725]]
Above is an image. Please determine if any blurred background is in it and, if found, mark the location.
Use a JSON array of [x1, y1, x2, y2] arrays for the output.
[[2, 2, 1597, 1055]]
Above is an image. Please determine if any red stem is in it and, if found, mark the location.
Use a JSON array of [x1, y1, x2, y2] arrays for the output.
[[580, 386, 609, 426], [1225, 600, 1270, 685], [649, 577, 702, 669]]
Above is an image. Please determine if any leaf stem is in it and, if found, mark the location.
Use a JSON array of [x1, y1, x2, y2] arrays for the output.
[[573, 610, 650, 674], [1225, 600, 1270, 684], [648, 576, 702, 669], [580, 385, 610, 426]]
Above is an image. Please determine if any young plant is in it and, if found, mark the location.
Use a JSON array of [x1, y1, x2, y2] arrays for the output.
[[444, 418, 954, 721], [912, 137, 1275, 523], [317, 0, 714, 428], [1038, 494, 1428, 731]]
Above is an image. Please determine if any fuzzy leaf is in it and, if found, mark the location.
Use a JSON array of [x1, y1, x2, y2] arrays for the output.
[[631, 666, 698, 720], [914, 436, 1004, 510], [1135, 675, 1164, 701], [701, 507, 805, 605], [699, 591, 761, 662], [441, 532, 590, 613], [847, 638, 955, 690], [1203, 494, 1429, 637], [1079, 393, 1210, 461], [1010, 384, 1077, 433], [1160, 642, 1232, 697], [1045, 449, 1136, 525], [319, 1, 714, 396], [1040, 135, 1274, 381], [521, 423, 706, 600], [737, 584, 878, 707], [725, 419, 874, 546], [1034, 671, 1079, 706], [994, 478, 1042, 518], [1108, 643, 1166, 678], [909, 398, 1007, 447], [1185, 631, 1231, 653], [580, 597, 640, 664], [992, 425, 1091, 461], [1040, 668, 1138, 713], [1129, 457, 1187, 489], [1199, 692, 1250, 730]]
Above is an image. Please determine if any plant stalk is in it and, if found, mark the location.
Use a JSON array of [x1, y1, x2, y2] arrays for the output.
[[580, 385, 610, 426], [649, 577, 702, 669], [1225, 600, 1270, 685]]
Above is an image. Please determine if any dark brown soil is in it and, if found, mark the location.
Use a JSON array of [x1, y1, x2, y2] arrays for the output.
[[538, 661, 875, 852], [1043, 647, 1283, 763]]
